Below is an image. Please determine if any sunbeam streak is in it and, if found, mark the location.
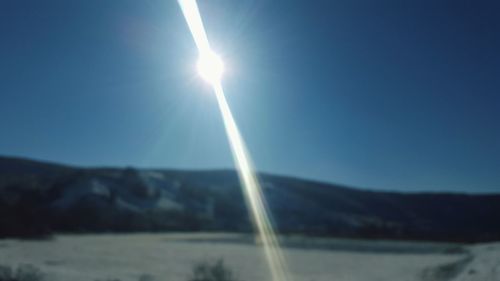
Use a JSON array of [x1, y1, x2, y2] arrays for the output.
[[212, 82, 290, 281], [177, 1, 290, 280]]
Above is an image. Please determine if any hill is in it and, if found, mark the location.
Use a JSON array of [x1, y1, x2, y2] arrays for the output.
[[0, 156, 499, 242]]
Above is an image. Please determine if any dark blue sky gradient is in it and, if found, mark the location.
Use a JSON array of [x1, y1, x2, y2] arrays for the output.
[[0, 0, 499, 192]]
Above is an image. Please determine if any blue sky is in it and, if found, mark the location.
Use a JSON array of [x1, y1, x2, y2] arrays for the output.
[[0, 0, 499, 192]]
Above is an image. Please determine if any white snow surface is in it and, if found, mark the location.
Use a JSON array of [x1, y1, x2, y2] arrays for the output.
[[0, 233, 493, 281]]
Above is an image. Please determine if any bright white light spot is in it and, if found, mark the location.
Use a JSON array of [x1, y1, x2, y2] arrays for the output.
[[197, 50, 224, 84]]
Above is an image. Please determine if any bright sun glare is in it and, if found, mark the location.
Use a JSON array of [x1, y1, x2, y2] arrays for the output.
[[178, 0, 290, 280], [197, 50, 224, 84]]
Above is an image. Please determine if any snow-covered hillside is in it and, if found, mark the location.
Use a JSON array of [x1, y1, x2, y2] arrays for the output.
[[0, 156, 499, 242]]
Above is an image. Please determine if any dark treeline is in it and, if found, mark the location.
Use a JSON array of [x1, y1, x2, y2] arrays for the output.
[[0, 156, 500, 243]]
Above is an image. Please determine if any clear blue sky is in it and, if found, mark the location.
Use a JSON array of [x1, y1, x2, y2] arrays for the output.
[[0, 0, 499, 192]]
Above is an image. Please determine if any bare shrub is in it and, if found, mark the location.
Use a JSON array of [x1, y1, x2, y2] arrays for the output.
[[188, 259, 239, 281], [0, 264, 44, 281], [0, 265, 13, 281]]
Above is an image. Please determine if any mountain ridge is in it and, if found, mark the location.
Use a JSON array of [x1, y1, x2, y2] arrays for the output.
[[2, 154, 496, 195], [0, 155, 499, 242]]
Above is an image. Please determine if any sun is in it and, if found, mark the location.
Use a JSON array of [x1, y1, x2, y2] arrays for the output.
[[197, 50, 224, 85]]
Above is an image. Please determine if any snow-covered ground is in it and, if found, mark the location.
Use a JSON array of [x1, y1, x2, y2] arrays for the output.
[[0, 233, 495, 281], [452, 243, 500, 281]]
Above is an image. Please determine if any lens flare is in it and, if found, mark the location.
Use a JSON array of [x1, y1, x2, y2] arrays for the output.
[[212, 82, 290, 281], [177, 1, 291, 281]]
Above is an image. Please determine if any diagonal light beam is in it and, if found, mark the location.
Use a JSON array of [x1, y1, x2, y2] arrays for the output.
[[177, 1, 290, 281], [212, 82, 290, 281], [177, 0, 210, 53]]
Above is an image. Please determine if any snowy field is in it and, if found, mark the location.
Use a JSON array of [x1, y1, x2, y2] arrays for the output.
[[0, 233, 497, 281]]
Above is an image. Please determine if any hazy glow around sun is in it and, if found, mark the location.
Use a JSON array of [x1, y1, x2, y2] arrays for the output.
[[197, 50, 224, 84]]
